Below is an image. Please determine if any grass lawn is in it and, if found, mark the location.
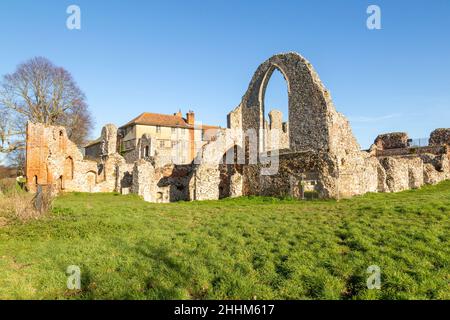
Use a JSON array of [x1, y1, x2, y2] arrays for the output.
[[0, 181, 449, 300]]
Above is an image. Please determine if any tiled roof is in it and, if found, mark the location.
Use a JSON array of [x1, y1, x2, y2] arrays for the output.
[[121, 112, 189, 128], [84, 137, 102, 148], [120, 112, 220, 130]]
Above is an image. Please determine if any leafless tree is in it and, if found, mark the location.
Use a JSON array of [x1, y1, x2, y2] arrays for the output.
[[0, 57, 93, 167]]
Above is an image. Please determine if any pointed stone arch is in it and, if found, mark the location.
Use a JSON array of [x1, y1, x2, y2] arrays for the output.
[[239, 52, 359, 155]]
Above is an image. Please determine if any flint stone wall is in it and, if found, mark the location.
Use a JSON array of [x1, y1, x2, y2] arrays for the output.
[[26, 122, 124, 193], [378, 157, 424, 192], [174, 52, 450, 201], [132, 160, 154, 202], [375, 145, 446, 157], [25, 52, 450, 203], [429, 128, 450, 146], [374, 132, 409, 150]]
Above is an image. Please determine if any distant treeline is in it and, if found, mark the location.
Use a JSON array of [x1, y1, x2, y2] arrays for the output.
[[0, 166, 17, 179]]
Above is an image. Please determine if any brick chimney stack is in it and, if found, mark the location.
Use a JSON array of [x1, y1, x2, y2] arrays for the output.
[[174, 110, 182, 117], [186, 110, 195, 125]]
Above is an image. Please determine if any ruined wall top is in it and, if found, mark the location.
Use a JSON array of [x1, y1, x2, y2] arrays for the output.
[[238, 52, 360, 156], [268, 110, 283, 130], [374, 132, 409, 150], [429, 128, 450, 146]]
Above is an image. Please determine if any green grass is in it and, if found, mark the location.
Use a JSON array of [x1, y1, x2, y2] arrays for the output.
[[0, 181, 449, 300]]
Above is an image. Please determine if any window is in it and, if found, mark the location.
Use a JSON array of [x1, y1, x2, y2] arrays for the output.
[[264, 68, 290, 150], [156, 126, 161, 133], [171, 141, 177, 148], [144, 146, 150, 157], [159, 140, 165, 148], [59, 130, 64, 152], [171, 127, 176, 134], [122, 139, 136, 151]]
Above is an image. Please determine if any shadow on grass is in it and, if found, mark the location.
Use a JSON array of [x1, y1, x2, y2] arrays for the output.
[[135, 243, 193, 299]]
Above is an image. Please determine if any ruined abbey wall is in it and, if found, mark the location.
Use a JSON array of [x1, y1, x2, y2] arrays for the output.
[[191, 52, 450, 200], [26, 122, 129, 194], [25, 52, 450, 202]]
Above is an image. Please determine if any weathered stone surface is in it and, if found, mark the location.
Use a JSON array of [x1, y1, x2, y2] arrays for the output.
[[25, 52, 450, 203], [238, 52, 360, 156], [374, 132, 409, 150], [26, 122, 125, 193], [132, 159, 154, 202], [116, 162, 134, 193], [379, 157, 409, 192], [101, 124, 118, 156], [191, 165, 221, 201], [423, 163, 443, 185], [378, 156, 425, 192], [429, 128, 450, 146]]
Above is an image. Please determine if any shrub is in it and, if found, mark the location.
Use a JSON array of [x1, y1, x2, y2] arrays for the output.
[[0, 178, 19, 195]]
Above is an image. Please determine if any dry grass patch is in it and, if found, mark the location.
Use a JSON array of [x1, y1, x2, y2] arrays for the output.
[[0, 179, 54, 225]]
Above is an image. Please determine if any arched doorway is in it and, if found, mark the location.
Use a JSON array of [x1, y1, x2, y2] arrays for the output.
[[240, 52, 349, 154], [58, 130, 65, 152]]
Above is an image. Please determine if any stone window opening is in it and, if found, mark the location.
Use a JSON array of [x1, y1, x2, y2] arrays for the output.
[[58, 130, 64, 152], [144, 146, 150, 158], [156, 126, 161, 133], [261, 67, 290, 151]]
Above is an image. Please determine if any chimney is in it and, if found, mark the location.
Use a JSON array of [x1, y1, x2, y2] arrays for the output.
[[186, 110, 195, 125], [174, 109, 182, 117]]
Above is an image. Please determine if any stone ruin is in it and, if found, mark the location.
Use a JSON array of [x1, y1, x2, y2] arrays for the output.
[[25, 52, 450, 202]]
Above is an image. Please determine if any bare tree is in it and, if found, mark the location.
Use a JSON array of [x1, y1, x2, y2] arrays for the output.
[[0, 57, 93, 159], [0, 107, 25, 153]]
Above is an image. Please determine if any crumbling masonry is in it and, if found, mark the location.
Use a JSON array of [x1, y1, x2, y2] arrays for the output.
[[26, 52, 450, 202]]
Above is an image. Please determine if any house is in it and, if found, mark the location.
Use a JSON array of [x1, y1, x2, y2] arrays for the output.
[[84, 110, 221, 165]]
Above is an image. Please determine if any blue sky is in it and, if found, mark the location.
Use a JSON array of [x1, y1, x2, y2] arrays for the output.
[[0, 0, 449, 149]]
